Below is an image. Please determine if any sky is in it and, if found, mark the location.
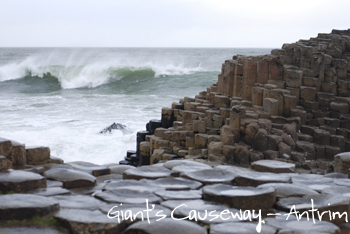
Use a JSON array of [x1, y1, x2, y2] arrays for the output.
[[0, 0, 349, 48]]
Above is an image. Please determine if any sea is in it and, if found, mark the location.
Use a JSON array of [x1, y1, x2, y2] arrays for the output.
[[0, 47, 273, 165]]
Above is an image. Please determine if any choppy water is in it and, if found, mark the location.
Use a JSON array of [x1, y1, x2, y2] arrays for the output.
[[0, 47, 272, 164]]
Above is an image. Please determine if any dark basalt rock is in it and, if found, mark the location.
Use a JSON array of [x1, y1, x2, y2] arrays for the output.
[[99, 122, 128, 134], [154, 189, 202, 200], [54, 208, 123, 234], [30, 187, 71, 196], [257, 183, 318, 198], [217, 165, 292, 186], [94, 188, 163, 204], [51, 194, 107, 210], [181, 169, 235, 185], [141, 177, 202, 190], [123, 218, 207, 234], [0, 169, 46, 193], [202, 184, 276, 210], [123, 166, 171, 180], [0, 194, 59, 220], [171, 164, 212, 177], [43, 168, 96, 189], [65, 161, 111, 177], [265, 217, 340, 233], [103, 179, 166, 193], [210, 222, 277, 234]]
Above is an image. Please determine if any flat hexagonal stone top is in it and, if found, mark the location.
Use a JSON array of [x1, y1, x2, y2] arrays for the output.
[[0, 194, 59, 220], [292, 180, 335, 193], [276, 195, 349, 224], [233, 171, 291, 187], [203, 184, 275, 209], [154, 189, 202, 201], [69, 183, 105, 196], [65, 161, 111, 177], [106, 164, 134, 174], [0, 227, 67, 234], [265, 217, 340, 233], [123, 166, 171, 180], [324, 172, 348, 179], [123, 218, 207, 234], [51, 195, 106, 210], [103, 179, 166, 193], [290, 173, 333, 183], [210, 222, 277, 234], [181, 169, 235, 185], [215, 165, 291, 186], [94, 189, 163, 204], [334, 178, 350, 187], [163, 159, 212, 170], [96, 174, 123, 184], [251, 160, 296, 173], [141, 177, 202, 190], [257, 183, 318, 198], [171, 164, 213, 177], [99, 203, 172, 223], [43, 168, 96, 189], [0, 169, 46, 192], [29, 187, 71, 196], [54, 208, 122, 234], [322, 186, 350, 198], [161, 199, 242, 224]]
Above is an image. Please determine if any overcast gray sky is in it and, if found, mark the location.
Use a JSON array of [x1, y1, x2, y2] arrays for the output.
[[1, 0, 349, 47]]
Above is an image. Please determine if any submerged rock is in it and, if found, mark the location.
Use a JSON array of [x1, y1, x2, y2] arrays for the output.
[[99, 122, 128, 134]]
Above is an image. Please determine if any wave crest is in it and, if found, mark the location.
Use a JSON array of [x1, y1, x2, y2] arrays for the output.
[[0, 59, 206, 89]]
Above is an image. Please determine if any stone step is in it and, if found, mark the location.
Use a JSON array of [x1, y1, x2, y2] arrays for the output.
[[0, 170, 46, 193], [43, 168, 96, 189], [202, 184, 276, 209], [0, 194, 59, 220]]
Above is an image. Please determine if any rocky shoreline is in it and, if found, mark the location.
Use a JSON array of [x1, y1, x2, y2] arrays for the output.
[[1, 29, 350, 233]]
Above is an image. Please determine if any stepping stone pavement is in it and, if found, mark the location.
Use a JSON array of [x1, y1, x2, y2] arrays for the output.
[[0, 194, 59, 220]]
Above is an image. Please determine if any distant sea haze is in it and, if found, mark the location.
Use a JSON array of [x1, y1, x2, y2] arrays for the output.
[[0, 47, 273, 164]]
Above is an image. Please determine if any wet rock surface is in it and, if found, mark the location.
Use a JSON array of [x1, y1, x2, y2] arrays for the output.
[[202, 184, 276, 209], [123, 218, 207, 234], [0, 194, 59, 220], [43, 168, 96, 189], [0, 170, 46, 193]]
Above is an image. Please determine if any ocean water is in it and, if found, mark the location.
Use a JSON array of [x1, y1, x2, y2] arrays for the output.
[[0, 47, 273, 165]]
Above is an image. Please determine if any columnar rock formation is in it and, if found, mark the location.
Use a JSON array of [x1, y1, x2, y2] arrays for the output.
[[129, 29, 350, 174]]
